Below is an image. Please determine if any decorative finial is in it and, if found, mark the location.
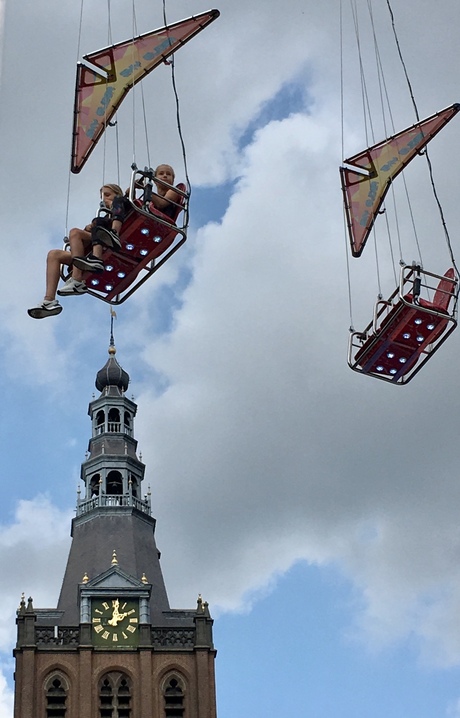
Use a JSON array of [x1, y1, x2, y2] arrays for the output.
[[85, 450, 89, 460], [197, 594, 203, 611], [82, 572, 89, 583], [109, 307, 117, 355], [141, 573, 148, 584], [139, 452, 143, 462], [26, 596, 34, 613], [111, 549, 118, 565], [18, 592, 26, 613]]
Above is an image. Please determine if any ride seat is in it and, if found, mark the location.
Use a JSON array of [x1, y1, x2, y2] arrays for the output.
[[85, 183, 186, 303], [349, 268, 457, 384]]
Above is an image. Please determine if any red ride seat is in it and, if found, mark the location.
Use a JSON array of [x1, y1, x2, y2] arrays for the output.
[[349, 267, 457, 384], [85, 182, 187, 304]]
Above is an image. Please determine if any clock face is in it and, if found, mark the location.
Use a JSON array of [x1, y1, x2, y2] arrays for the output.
[[91, 598, 139, 647]]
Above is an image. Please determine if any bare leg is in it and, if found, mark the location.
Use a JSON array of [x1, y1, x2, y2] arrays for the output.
[[45, 250, 72, 301], [68, 227, 91, 279], [44, 228, 92, 299]]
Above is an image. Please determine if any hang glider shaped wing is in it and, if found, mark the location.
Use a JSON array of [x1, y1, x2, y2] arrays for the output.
[[71, 9, 220, 173], [340, 103, 460, 257]]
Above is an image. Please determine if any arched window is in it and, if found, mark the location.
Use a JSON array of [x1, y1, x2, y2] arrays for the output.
[[99, 673, 131, 717], [163, 676, 185, 717], [108, 408, 121, 432], [45, 675, 68, 717], [96, 410, 105, 435], [106, 470, 123, 495], [124, 411, 131, 432], [129, 474, 138, 498], [90, 474, 101, 496]]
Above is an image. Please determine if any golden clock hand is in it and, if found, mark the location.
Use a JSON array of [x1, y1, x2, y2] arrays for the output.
[[108, 610, 128, 626]]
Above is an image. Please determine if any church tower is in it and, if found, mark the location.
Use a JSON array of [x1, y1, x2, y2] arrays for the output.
[[13, 341, 217, 717]]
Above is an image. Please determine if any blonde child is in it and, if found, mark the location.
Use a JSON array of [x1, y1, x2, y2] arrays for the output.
[[28, 184, 123, 319]]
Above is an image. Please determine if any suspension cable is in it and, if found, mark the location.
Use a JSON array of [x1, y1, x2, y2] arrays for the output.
[[101, 0, 115, 187], [386, 0, 458, 276], [64, 0, 86, 236], [162, 0, 191, 199], [350, 0, 390, 299], [366, 0, 423, 269], [129, 0, 137, 169], [340, 0, 355, 330], [349, 0, 375, 147], [131, 2, 152, 168]]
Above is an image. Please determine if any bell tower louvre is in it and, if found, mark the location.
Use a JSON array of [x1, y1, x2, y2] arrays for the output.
[[13, 339, 217, 718]]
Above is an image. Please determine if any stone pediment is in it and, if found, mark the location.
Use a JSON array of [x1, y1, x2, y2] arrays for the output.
[[83, 565, 147, 591]]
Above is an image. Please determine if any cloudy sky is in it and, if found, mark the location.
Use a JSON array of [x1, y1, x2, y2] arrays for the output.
[[1, 0, 460, 715]]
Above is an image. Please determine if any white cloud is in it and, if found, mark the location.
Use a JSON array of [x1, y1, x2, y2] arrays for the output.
[[0, 668, 13, 718], [0, 497, 71, 717], [447, 698, 460, 718], [0, 497, 71, 650]]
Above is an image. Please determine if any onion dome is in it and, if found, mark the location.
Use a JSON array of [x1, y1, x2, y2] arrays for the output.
[[95, 341, 130, 393]]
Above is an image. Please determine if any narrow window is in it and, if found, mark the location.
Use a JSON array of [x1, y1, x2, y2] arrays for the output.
[[45, 676, 67, 718], [164, 677, 185, 717], [99, 677, 113, 718], [96, 410, 105, 434], [117, 677, 131, 718], [129, 474, 138, 498], [90, 474, 100, 496]]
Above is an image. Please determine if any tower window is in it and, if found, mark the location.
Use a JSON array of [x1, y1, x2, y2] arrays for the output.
[[95, 410, 105, 435], [99, 673, 131, 717], [129, 474, 138, 498], [45, 676, 68, 717], [90, 474, 101, 496], [164, 676, 185, 717], [106, 470, 123, 495], [108, 408, 121, 433]]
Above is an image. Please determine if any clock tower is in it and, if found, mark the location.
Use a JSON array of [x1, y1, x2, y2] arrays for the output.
[[13, 340, 217, 718]]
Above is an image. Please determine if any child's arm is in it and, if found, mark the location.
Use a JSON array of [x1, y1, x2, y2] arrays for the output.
[[151, 187, 181, 211]]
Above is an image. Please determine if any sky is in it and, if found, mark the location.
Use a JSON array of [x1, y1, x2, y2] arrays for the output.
[[1, 0, 460, 716]]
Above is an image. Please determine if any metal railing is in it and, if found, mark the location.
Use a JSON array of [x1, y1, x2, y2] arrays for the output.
[[77, 493, 151, 517]]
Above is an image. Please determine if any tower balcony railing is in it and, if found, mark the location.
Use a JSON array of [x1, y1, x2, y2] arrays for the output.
[[77, 493, 151, 517], [94, 423, 133, 436]]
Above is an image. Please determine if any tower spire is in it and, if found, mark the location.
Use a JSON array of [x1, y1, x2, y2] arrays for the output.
[[57, 344, 169, 623], [14, 342, 217, 718]]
